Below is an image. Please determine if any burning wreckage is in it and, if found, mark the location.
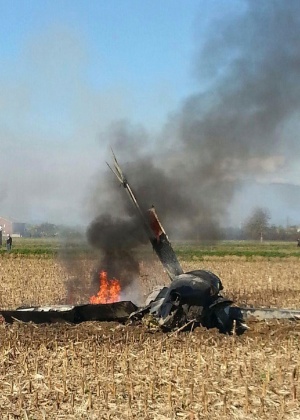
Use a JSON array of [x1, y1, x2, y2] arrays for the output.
[[2, 154, 300, 333]]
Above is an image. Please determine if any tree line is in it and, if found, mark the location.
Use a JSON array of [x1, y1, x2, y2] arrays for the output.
[[25, 223, 84, 239], [227, 207, 299, 241], [24, 208, 299, 242]]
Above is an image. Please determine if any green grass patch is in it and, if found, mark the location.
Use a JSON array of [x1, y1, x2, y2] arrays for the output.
[[0, 237, 92, 256], [1, 238, 300, 258], [173, 240, 300, 260]]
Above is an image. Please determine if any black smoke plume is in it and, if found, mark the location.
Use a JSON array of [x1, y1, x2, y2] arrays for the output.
[[87, 0, 300, 283], [86, 214, 147, 291]]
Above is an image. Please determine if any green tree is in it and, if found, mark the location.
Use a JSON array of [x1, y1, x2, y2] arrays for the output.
[[243, 207, 271, 241], [25, 223, 58, 238]]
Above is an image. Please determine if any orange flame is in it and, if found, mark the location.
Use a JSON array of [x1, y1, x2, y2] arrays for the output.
[[90, 271, 121, 304]]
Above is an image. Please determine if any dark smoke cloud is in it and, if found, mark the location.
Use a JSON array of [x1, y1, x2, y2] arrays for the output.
[[86, 214, 148, 297], [88, 1, 300, 278]]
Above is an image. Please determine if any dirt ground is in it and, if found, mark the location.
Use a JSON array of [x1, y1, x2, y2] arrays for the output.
[[0, 254, 300, 419]]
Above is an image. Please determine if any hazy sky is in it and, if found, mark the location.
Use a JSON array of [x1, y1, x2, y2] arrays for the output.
[[1, 0, 300, 227], [0, 0, 200, 223]]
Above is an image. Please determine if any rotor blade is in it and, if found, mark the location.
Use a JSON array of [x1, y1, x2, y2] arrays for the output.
[[111, 148, 127, 185], [108, 150, 183, 281], [106, 162, 123, 184], [147, 206, 183, 279], [109, 149, 154, 239]]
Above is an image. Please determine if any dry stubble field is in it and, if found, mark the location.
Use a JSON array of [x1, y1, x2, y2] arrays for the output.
[[0, 250, 300, 419]]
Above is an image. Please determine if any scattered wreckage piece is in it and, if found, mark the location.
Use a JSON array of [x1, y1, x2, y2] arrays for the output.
[[0, 301, 137, 324], [130, 270, 247, 334], [237, 307, 300, 321]]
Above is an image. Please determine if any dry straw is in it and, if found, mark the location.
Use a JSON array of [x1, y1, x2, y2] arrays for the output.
[[0, 256, 299, 418]]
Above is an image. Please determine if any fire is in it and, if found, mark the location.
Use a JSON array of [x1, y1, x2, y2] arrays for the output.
[[90, 271, 121, 304]]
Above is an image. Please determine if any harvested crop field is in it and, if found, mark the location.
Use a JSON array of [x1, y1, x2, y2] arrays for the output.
[[0, 251, 300, 419]]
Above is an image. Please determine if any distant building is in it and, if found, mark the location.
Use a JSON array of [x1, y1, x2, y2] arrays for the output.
[[0, 217, 26, 237]]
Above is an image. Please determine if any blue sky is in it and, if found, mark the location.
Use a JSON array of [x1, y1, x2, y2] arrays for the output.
[[1, 0, 300, 227], [0, 1, 202, 128]]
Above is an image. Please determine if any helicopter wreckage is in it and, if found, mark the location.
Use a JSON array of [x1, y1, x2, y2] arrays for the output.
[[1, 154, 300, 333]]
